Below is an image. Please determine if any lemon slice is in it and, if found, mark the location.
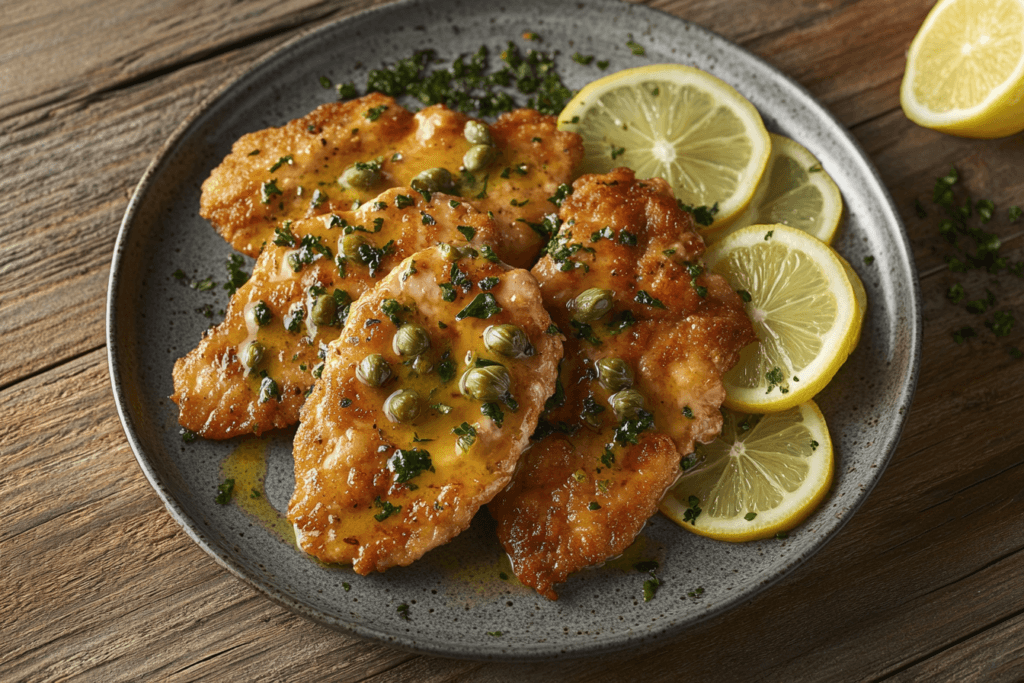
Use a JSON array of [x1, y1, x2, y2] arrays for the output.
[[900, 0, 1024, 138], [659, 402, 833, 542], [558, 64, 771, 226], [836, 253, 867, 354], [705, 134, 843, 245], [704, 224, 858, 413]]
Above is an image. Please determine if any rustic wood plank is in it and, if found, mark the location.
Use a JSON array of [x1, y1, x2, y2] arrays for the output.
[[0, 0, 391, 121], [0, 349, 416, 682], [887, 611, 1024, 681]]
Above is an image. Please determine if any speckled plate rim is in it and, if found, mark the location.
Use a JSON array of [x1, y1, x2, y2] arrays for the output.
[[107, 0, 922, 661]]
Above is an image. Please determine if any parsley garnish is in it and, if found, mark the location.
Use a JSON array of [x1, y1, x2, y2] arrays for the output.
[[457, 225, 476, 240], [682, 495, 702, 525], [456, 293, 502, 320], [373, 497, 401, 522], [260, 179, 282, 204], [482, 402, 504, 426], [365, 104, 388, 121], [251, 300, 272, 326], [635, 290, 666, 309], [215, 478, 234, 505], [437, 351, 456, 383], [389, 448, 434, 483]]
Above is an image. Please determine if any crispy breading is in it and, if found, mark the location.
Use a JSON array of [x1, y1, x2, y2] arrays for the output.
[[288, 245, 561, 573], [200, 93, 581, 267], [171, 189, 497, 439], [489, 168, 756, 599]]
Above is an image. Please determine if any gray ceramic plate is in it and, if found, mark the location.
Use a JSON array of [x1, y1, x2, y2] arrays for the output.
[[107, 0, 921, 661]]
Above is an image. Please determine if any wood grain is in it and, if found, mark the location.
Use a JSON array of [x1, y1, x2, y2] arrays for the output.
[[4, 0, 1024, 680]]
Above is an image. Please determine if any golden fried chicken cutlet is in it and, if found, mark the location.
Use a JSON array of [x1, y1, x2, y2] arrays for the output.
[[288, 245, 561, 573], [172, 189, 498, 439], [489, 168, 756, 599], [200, 93, 582, 268]]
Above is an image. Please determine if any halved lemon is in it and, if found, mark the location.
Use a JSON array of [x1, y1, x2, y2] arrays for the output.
[[705, 134, 843, 245], [660, 402, 833, 542], [704, 224, 858, 413], [900, 0, 1024, 139], [558, 64, 771, 226]]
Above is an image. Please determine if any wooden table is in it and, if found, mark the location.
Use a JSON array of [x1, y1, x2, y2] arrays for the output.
[[4, 0, 1023, 679]]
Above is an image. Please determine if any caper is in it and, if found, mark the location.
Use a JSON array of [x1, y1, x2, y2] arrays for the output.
[[459, 365, 511, 402], [393, 324, 431, 357], [462, 144, 496, 173], [356, 353, 391, 387], [595, 357, 634, 392], [411, 167, 453, 194], [384, 389, 421, 423], [608, 389, 646, 421], [342, 233, 369, 263], [338, 163, 380, 190], [483, 324, 533, 358], [410, 355, 433, 375], [571, 287, 615, 323], [242, 340, 265, 369], [310, 294, 337, 326], [464, 120, 492, 146]]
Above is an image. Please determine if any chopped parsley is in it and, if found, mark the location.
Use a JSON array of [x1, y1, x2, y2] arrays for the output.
[[635, 290, 666, 309], [389, 448, 434, 483], [682, 495, 702, 525], [258, 374, 280, 403], [482, 402, 505, 426], [601, 447, 615, 468], [260, 179, 282, 204], [224, 254, 250, 295], [365, 104, 388, 121], [373, 497, 401, 522], [251, 300, 272, 326], [456, 293, 502, 320], [215, 478, 234, 505], [457, 225, 476, 240], [437, 351, 456, 383], [678, 201, 719, 227], [268, 155, 293, 173]]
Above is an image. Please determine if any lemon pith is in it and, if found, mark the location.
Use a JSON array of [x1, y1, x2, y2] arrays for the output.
[[558, 64, 771, 225], [659, 402, 833, 541]]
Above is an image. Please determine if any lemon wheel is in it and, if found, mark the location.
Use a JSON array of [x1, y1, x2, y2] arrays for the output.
[[660, 402, 833, 542], [900, 0, 1024, 139], [704, 224, 858, 413], [557, 64, 771, 226], [706, 134, 844, 245]]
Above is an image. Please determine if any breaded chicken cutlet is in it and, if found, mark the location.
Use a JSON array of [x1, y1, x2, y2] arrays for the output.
[[200, 93, 582, 268], [489, 169, 756, 599], [288, 244, 561, 573], [172, 189, 498, 439]]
